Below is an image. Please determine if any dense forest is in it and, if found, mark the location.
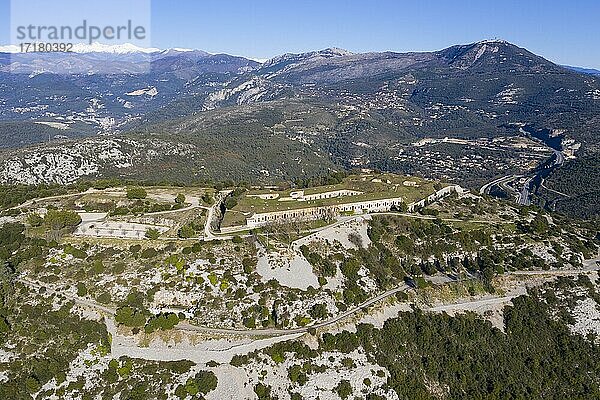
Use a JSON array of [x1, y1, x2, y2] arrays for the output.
[[541, 154, 600, 218], [245, 276, 600, 400]]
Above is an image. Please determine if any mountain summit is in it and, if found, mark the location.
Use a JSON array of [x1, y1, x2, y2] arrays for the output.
[[262, 47, 354, 70], [437, 40, 558, 72]]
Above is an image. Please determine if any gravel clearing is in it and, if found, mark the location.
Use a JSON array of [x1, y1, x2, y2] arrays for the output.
[[295, 215, 372, 251], [206, 365, 255, 400], [106, 317, 304, 364], [256, 244, 319, 290]]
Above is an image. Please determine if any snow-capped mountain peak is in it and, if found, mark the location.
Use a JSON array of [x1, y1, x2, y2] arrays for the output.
[[71, 42, 161, 54], [0, 45, 20, 53], [321, 47, 354, 57], [158, 48, 207, 57], [0, 42, 191, 54]]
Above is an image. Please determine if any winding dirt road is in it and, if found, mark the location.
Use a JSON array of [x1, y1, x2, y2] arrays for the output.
[[18, 263, 599, 338]]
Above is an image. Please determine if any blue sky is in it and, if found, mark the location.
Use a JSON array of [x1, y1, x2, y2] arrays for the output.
[[1, 0, 599, 67]]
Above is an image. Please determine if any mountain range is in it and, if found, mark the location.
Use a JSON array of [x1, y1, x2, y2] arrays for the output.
[[563, 65, 600, 76], [0, 40, 599, 217]]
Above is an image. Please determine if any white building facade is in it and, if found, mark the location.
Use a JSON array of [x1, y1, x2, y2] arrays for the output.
[[245, 185, 462, 228]]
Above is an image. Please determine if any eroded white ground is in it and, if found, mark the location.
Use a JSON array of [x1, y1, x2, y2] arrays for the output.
[[569, 298, 600, 341], [256, 244, 319, 290], [254, 216, 372, 290], [295, 216, 372, 251], [221, 347, 397, 400]]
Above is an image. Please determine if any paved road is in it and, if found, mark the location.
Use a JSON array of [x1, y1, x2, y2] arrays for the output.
[[510, 261, 600, 275], [537, 150, 568, 198], [222, 206, 513, 250], [518, 149, 566, 206], [12, 187, 216, 241], [180, 284, 410, 336], [203, 205, 218, 240], [479, 175, 519, 195], [11, 188, 124, 211], [377, 212, 513, 225], [479, 148, 567, 207], [290, 215, 363, 248], [540, 183, 570, 198], [288, 210, 511, 252], [19, 277, 116, 316], [144, 197, 209, 217], [518, 177, 533, 206], [553, 149, 565, 166]]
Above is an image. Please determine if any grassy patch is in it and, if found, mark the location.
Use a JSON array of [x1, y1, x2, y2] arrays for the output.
[[230, 174, 439, 215]]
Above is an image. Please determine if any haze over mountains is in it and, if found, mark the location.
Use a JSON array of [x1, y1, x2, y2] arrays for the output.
[[0, 40, 599, 216], [564, 65, 600, 76]]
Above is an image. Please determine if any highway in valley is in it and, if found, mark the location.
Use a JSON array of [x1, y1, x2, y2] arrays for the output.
[[481, 148, 566, 207]]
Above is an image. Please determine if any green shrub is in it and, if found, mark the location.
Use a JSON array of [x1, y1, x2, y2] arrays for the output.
[[140, 248, 158, 259], [27, 213, 44, 227], [191, 242, 203, 253], [64, 244, 87, 259], [97, 292, 111, 304], [288, 365, 307, 385], [145, 228, 160, 240], [254, 383, 273, 400], [242, 257, 255, 273], [309, 303, 328, 319], [225, 198, 238, 209], [335, 380, 352, 399], [92, 259, 104, 274], [0, 316, 10, 333], [144, 313, 179, 333], [195, 371, 218, 394], [76, 282, 87, 297], [232, 235, 243, 244], [126, 187, 147, 200], [115, 307, 146, 327], [178, 224, 195, 239], [45, 210, 81, 230], [201, 192, 213, 205], [243, 317, 256, 328]]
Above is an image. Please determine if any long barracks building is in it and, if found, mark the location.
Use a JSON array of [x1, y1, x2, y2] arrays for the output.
[[244, 185, 462, 228]]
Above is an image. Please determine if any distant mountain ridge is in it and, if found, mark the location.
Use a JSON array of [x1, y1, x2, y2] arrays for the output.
[[0, 39, 599, 217], [563, 65, 600, 76], [0, 43, 183, 54], [1, 39, 596, 144]]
